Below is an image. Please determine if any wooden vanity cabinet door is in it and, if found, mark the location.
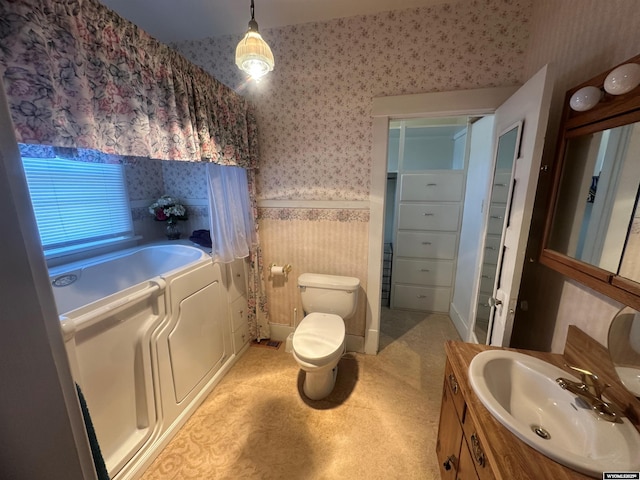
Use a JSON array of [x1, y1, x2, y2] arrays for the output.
[[457, 438, 480, 480], [462, 409, 495, 480], [437, 376, 464, 480], [444, 360, 466, 418]]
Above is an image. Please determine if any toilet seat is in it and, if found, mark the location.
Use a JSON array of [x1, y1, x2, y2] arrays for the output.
[[292, 312, 345, 365]]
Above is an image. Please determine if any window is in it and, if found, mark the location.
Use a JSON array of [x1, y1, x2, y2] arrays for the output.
[[21, 157, 134, 256]]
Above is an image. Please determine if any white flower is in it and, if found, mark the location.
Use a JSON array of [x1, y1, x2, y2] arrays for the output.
[[149, 195, 188, 221]]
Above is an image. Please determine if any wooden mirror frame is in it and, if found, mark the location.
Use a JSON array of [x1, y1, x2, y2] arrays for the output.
[[540, 53, 640, 310]]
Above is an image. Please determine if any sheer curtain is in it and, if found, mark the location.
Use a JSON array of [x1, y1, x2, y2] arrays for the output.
[[206, 164, 255, 263], [207, 164, 270, 340]]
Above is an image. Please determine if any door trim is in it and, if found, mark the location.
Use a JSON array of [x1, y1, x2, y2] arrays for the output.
[[366, 86, 519, 354]]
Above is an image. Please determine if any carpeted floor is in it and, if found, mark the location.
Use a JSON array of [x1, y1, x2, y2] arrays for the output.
[[140, 309, 460, 480]]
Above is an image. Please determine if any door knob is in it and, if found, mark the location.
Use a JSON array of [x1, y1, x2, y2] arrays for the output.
[[488, 297, 502, 307]]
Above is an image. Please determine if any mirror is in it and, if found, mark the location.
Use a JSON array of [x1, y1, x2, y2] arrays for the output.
[[474, 123, 521, 344], [547, 121, 640, 282], [540, 52, 640, 311], [608, 306, 640, 397]]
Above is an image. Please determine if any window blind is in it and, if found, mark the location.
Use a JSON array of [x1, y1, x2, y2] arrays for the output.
[[21, 157, 134, 252]]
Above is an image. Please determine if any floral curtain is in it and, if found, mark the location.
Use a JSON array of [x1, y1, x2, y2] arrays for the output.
[[0, 0, 258, 168], [247, 169, 270, 341]]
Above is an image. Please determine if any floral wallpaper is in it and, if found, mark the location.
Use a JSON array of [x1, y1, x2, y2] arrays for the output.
[[125, 159, 209, 238], [172, 0, 533, 337], [175, 0, 532, 201], [125, 158, 164, 201]]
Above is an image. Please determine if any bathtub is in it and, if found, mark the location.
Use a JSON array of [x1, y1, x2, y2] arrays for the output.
[[54, 243, 234, 480], [50, 244, 207, 315]]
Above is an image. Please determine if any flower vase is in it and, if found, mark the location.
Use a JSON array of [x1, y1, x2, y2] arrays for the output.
[[166, 222, 181, 240]]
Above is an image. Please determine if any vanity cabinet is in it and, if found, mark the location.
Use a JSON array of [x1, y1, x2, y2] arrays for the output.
[[226, 257, 250, 353], [391, 171, 464, 312], [437, 360, 492, 480], [437, 332, 640, 480]]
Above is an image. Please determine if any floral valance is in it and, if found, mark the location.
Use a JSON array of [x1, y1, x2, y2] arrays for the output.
[[0, 0, 258, 168]]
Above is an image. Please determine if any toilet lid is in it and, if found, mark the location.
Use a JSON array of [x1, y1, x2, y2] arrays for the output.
[[293, 313, 345, 363]]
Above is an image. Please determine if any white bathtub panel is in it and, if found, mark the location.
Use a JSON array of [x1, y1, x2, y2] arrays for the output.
[[168, 281, 225, 403], [74, 296, 163, 476]]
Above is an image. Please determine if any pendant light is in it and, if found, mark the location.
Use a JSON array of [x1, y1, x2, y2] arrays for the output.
[[235, 0, 274, 81]]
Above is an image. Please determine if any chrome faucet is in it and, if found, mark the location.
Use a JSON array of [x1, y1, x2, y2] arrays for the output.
[[556, 365, 623, 423]]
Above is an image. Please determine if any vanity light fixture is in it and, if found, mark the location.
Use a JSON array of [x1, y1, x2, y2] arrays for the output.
[[604, 63, 640, 95], [569, 85, 602, 112], [235, 0, 274, 81], [569, 62, 640, 112]]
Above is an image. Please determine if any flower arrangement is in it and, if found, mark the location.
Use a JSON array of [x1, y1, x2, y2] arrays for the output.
[[149, 195, 188, 225]]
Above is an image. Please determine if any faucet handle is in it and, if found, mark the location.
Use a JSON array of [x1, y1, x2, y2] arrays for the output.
[[564, 364, 608, 398]]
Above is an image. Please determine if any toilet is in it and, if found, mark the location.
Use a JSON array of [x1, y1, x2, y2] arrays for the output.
[[292, 273, 360, 400]]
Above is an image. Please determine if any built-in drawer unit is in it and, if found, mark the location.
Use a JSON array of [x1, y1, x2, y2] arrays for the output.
[[393, 284, 451, 312], [400, 173, 464, 202], [490, 171, 511, 203], [391, 170, 464, 313], [393, 258, 454, 286], [487, 206, 507, 236], [396, 231, 457, 259], [397, 203, 461, 231], [482, 235, 501, 265]]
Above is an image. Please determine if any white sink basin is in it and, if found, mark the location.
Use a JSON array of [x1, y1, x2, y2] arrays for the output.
[[468, 350, 640, 478]]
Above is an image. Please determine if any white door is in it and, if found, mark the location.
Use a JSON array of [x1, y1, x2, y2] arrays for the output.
[[486, 64, 555, 346]]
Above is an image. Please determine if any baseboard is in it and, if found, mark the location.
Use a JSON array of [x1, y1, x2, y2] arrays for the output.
[[449, 302, 469, 341], [268, 323, 293, 342]]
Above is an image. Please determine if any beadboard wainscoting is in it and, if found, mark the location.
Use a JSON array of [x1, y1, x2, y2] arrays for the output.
[[258, 201, 369, 349]]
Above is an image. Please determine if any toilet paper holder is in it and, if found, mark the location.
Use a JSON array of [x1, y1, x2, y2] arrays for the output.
[[269, 263, 292, 278]]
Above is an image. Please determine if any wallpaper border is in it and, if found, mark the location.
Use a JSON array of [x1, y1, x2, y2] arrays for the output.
[[258, 207, 370, 222]]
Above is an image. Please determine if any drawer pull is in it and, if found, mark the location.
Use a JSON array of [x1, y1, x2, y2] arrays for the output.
[[426, 183, 438, 186], [417, 294, 427, 299], [494, 183, 508, 187], [481, 274, 491, 278], [485, 246, 496, 250], [490, 215, 504, 219], [443, 455, 456, 471], [423, 213, 434, 216], [421, 241, 432, 245], [420, 269, 430, 272], [448, 373, 459, 394], [470, 433, 486, 467]]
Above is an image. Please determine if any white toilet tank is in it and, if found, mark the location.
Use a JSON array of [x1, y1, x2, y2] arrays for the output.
[[298, 273, 360, 319]]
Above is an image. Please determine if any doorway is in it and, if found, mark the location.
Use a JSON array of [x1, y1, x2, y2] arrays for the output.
[[383, 116, 487, 315], [367, 65, 554, 353], [364, 86, 518, 354]]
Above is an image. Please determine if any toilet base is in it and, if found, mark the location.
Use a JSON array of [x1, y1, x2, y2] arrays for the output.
[[303, 365, 338, 400]]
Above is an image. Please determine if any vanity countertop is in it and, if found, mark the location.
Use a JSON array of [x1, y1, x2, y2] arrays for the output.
[[444, 326, 640, 480]]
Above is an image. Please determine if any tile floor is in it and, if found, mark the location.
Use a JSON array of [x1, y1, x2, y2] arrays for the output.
[[140, 309, 460, 479]]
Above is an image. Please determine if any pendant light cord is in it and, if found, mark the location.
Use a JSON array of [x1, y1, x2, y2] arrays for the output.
[[250, 0, 255, 21]]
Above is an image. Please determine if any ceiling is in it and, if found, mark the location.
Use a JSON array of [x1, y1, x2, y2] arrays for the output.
[[100, 0, 458, 43]]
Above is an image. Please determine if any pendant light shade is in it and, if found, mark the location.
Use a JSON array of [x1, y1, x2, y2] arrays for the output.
[[235, 1, 274, 81]]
